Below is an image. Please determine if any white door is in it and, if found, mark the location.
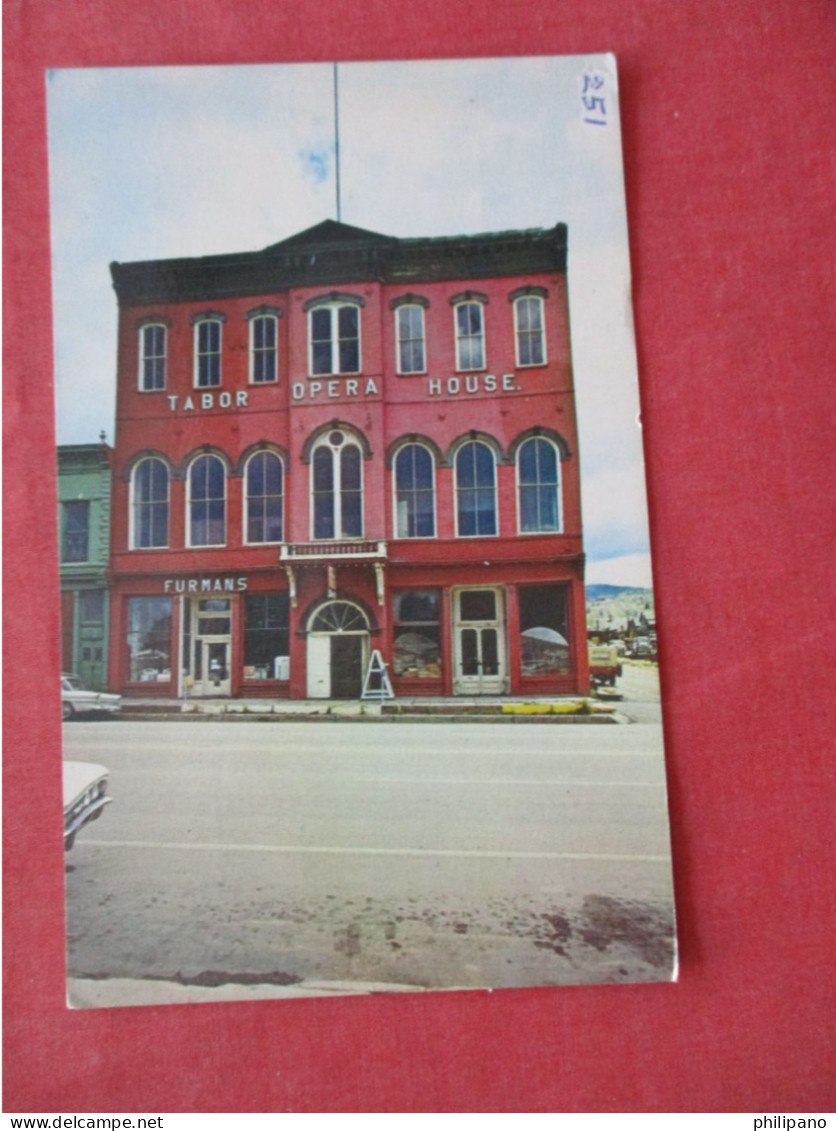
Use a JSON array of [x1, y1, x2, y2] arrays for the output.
[[199, 639, 231, 697], [453, 587, 506, 695], [307, 634, 331, 698]]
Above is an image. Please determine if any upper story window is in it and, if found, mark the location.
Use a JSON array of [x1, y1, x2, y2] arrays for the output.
[[131, 457, 169, 549], [394, 299, 427, 374], [193, 315, 224, 388], [452, 295, 487, 371], [61, 500, 90, 562], [455, 440, 498, 537], [307, 296, 362, 376], [187, 454, 226, 546], [512, 290, 547, 367], [249, 309, 279, 384], [394, 443, 435, 538], [245, 450, 284, 544], [139, 323, 167, 391], [517, 436, 562, 532], [311, 430, 363, 539]]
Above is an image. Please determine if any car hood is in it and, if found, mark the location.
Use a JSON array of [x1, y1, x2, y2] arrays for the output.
[[63, 761, 109, 808]]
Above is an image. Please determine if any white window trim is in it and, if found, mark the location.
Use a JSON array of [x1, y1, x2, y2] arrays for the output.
[[193, 317, 223, 389], [129, 457, 170, 551], [453, 440, 499, 538], [185, 455, 227, 548], [243, 450, 284, 546], [513, 295, 548, 368], [515, 437, 563, 535], [391, 442, 437, 539], [307, 301, 362, 377], [248, 313, 279, 385], [138, 323, 167, 392], [395, 304, 427, 376], [453, 300, 487, 373], [309, 433, 364, 540]]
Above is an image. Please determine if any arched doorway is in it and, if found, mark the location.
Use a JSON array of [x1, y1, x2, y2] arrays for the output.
[[306, 599, 370, 699]]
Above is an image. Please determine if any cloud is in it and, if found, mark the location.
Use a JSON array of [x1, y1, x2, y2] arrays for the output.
[[300, 145, 332, 185]]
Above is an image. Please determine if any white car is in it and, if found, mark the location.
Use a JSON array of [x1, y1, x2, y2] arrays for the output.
[[63, 761, 111, 849], [61, 674, 122, 721]]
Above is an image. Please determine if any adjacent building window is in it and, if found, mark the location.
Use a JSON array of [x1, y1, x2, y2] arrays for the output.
[[244, 593, 290, 680], [127, 596, 172, 682], [245, 451, 283, 544], [514, 295, 546, 367], [519, 584, 570, 675], [131, 458, 169, 549], [309, 301, 361, 376], [393, 589, 442, 679], [396, 304, 426, 374], [188, 454, 226, 546], [394, 443, 435, 538], [194, 317, 222, 387], [311, 430, 363, 539], [61, 500, 90, 562], [139, 323, 167, 391], [517, 437, 562, 532], [455, 440, 497, 536], [454, 301, 485, 370], [80, 589, 105, 623], [249, 312, 278, 384]]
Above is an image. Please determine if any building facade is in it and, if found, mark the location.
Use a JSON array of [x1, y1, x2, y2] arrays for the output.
[[107, 220, 589, 700], [58, 442, 113, 690]]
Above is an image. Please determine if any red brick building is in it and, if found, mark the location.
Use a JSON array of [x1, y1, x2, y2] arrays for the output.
[[107, 220, 589, 700]]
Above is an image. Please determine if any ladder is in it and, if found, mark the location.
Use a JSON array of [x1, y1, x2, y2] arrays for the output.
[[361, 649, 395, 700]]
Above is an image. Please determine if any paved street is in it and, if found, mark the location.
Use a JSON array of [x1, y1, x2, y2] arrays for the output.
[[64, 673, 675, 1006]]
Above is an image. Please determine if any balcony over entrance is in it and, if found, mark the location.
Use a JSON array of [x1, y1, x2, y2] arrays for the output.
[[280, 540, 387, 562]]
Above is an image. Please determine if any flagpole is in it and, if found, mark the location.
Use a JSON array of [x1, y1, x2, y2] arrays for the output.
[[333, 62, 342, 222]]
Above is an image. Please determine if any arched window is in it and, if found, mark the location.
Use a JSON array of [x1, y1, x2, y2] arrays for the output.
[[309, 600, 369, 634], [188, 454, 226, 546], [131, 457, 169, 548], [394, 443, 435, 538], [139, 323, 167, 391], [311, 430, 363, 539], [514, 295, 546, 367], [455, 440, 497, 536], [454, 300, 486, 371], [245, 451, 283, 543], [517, 437, 562, 532]]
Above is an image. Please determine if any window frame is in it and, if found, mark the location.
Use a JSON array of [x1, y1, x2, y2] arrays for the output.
[[129, 456, 170, 550], [453, 300, 486, 372], [193, 316, 223, 389], [309, 430, 364, 540], [244, 450, 284, 545], [138, 322, 167, 392], [248, 310, 279, 385], [307, 300, 362, 377], [516, 436, 563, 534], [61, 500, 90, 563], [186, 453, 227, 548], [392, 441, 436, 539], [513, 294, 547, 368], [395, 303, 427, 375], [454, 439, 499, 538]]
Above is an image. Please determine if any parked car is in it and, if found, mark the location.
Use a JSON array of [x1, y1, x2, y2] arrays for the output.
[[61, 674, 122, 721], [63, 761, 111, 849]]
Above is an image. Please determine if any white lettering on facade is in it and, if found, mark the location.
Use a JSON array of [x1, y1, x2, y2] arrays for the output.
[[184, 396, 195, 411], [365, 378, 379, 395], [426, 374, 519, 397], [219, 391, 232, 408], [236, 391, 248, 407], [447, 377, 460, 394], [484, 374, 497, 392], [502, 373, 517, 391], [346, 379, 358, 396], [164, 576, 248, 593], [292, 383, 305, 400], [201, 393, 213, 409], [428, 379, 442, 396], [328, 380, 339, 398], [168, 391, 247, 412]]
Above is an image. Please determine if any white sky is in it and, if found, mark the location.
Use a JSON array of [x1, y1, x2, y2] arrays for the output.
[[47, 55, 653, 588]]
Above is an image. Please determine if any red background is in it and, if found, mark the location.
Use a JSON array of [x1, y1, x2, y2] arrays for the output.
[[4, 0, 834, 1113]]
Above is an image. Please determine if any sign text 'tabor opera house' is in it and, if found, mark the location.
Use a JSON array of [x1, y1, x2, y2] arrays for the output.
[[107, 220, 590, 700]]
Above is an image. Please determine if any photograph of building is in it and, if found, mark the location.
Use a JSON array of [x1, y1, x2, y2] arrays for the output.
[[107, 218, 589, 702]]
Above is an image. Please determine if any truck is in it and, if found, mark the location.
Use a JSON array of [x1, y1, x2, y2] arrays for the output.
[[587, 643, 623, 686]]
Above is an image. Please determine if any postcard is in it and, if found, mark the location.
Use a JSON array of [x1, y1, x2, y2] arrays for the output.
[[49, 54, 676, 1007]]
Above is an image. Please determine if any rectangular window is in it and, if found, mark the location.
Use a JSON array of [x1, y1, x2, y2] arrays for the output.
[[519, 584, 570, 676], [310, 304, 361, 375], [195, 319, 222, 387], [80, 590, 105, 623], [515, 297, 546, 367], [250, 315, 278, 383], [393, 589, 442, 679], [396, 306, 426, 374], [127, 596, 172, 683], [244, 593, 290, 680], [61, 501, 90, 562], [140, 324, 167, 390], [455, 302, 485, 370]]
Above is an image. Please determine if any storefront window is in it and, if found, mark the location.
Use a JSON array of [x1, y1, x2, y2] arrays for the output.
[[244, 593, 290, 680], [393, 589, 441, 678], [127, 596, 172, 682], [519, 584, 570, 675]]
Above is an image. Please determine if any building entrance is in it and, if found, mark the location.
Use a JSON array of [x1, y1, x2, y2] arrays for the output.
[[186, 597, 232, 697], [453, 587, 506, 695], [306, 599, 370, 699]]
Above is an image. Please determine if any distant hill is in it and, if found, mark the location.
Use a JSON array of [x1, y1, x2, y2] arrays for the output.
[[586, 584, 650, 600], [586, 585, 654, 634]]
